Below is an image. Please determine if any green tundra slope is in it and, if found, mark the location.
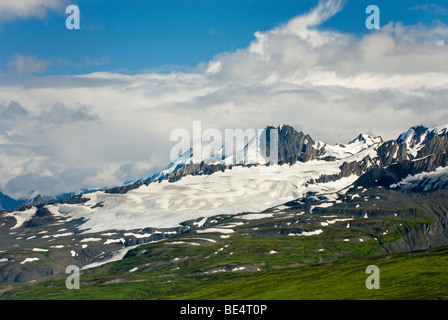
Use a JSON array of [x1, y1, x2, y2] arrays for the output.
[[1, 188, 448, 300]]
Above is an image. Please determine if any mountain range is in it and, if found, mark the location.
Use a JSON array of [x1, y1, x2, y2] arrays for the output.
[[1, 123, 448, 299]]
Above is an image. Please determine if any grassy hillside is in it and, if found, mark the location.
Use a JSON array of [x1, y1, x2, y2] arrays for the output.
[[1, 246, 447, 300]]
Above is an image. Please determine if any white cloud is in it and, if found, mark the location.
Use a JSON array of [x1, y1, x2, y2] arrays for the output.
[[7, 54, 50, 74], [1, 0, 448, 198], [0, 0, 66, 21]]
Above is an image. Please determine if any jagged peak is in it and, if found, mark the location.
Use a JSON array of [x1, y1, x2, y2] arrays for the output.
[[348, 133, 383, 146]]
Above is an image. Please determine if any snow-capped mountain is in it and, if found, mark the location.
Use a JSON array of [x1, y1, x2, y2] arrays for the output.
[[2, 123, 448, 284], [147, 125, 382, 183], [397, 124, 448, 159], [355, 124, 448, 191]]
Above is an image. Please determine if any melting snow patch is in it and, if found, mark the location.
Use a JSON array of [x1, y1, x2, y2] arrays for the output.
[[123, 233, 152, 239], [232, 267, 245, 272], [316, 203, 334, 208], [0, 258, 8, 263], [101, 232, 117, 236], [197, 228, 235, 234], [81, 244, 142, 270], [32, 248, 49, 252], [237, 213, 274, 220], [288, 229, 323, 237], [53, 233, 74, 238], [104, 238, 125, 245], [5, 208, 37, 230], [193, 217, 207, 228], [20, 257, 39, 264], [71, 250, 78, 257], [82, 244, 88, 249], [187, 238, 217, 243], [81, 237, 102, 243], [129, 267, 138, 273], [170, 241, 187, 245], [269, 250, 278, 254]]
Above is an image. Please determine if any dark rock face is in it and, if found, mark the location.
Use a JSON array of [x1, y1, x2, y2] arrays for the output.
[[105, 184, 143, 194], [355, 127, 448, 190], [275, 125, 320, 164], [16, 195, 50, 211], [377, 140, 408, 166], [24, 207, 57, 228]]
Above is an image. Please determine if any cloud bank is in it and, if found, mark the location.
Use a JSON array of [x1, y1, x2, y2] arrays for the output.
[[1, 0, 448, 198], [0, 0, 67, 21]]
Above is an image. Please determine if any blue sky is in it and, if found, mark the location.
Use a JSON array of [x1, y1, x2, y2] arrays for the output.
[[1, 0, 448, 198], [1, 0, 447, 75]]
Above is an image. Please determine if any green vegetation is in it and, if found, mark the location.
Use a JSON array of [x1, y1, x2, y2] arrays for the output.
[[2, 246, 447, 300], [1, 188, 448, 300]]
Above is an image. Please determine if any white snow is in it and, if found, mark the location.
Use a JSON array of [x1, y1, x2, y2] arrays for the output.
[[193, 217, 207, 228], [104, 238, 125, 245], [219, 222, 244, 228], [185, 237, 217, 243], [237, 213, 274, 220], [288, 229, 323, 237], [319, 134, 382, 160], [232, 267, 245, 272], [81, 244, 142, 270], [20, 257, 39, 264], [321, 218, 352, 227], [5, 208, 37, 229], [197, 228, 235, 234], [390, 166, 448, 192], [123, 233, 152, 239], [398, 125, 448, 158], [80, 237, 102, 243], [32, 248, 49, 252], [269, 250, 278, 254], [71, 250, 77, 257], [26, 140, 378, 235], [52, 232, 74, 238], [101, 232, 117, 236], [0, 258, 8, 263], [129, 267, 138, 273]]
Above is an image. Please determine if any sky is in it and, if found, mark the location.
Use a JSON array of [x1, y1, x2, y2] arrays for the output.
[[0, 0, 448, 199]]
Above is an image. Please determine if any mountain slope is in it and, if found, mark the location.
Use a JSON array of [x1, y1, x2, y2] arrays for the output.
[[0, 192, 21, 211], [1, 123, 448, 287]]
